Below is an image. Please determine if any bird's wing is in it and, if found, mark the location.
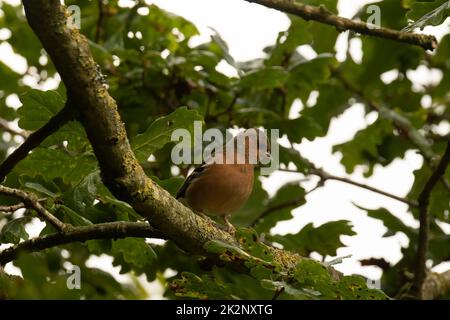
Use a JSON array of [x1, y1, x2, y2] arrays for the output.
[[176, 163, 209, 199]]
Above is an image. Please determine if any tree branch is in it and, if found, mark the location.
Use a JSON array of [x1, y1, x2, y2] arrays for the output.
[[0, 198, 46, 213], [21, 0, 305, 272], [254, 148, 418, 227], [0, 185, 66, 232], [422, 269, 450, 300], [244, 0, 438, 50], [278, 166, 418, 207], [251, 195, 304, 227], [312, 167, 419, 207], [0, 221, 164, 266], [0, 103, 75, 182], [413, 140, 450, 298]]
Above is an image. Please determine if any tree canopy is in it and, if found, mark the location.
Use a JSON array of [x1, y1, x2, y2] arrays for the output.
[[0, 0, 449, 300]]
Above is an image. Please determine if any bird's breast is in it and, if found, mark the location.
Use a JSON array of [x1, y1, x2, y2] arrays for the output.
[[185, 164, 254, 216]]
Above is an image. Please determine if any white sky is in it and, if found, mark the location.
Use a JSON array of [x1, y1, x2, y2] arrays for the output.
[[1, 0, 449, 299]]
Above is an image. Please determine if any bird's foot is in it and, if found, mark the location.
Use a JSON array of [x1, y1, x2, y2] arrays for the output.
[[196, 211, 210, 220], [223, 216, 236, 235]]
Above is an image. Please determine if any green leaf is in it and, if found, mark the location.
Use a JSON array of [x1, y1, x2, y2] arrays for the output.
[[408, 165, 450, 223], [356, 205, 415, 238], [18, 90, 65, 130], [293, 260, 388, 299], [0, 61, 21, 93], [232, 178, 269, 226], [301, 82, 351, 136], [23, 182, 58, 198], [63, 170, 107, 216], [209, 28, 236, 68], [18, 175, 61, 198], [333, 119, 394, 175], [97, 195, 142, 222], [152, 176, 184, 197], [131, 107, 204, 161], [271, 220, 355, 257], [404, 0, 450, 30], [278, 146, 310, 173], [169, 267, 273, 300], [260, 279, 314, 299], [112, 238, 156, 269], [14, 148, 97, 185], [274, 116, 324, 142], [0, 217, 30, 244], [42, 121, 90, 152], [434, 33, 450, 65], [254, 183, 305, 233], [429, 234, 450, 264], [287, 54, 337, 101], [336, 275, 388, 300], [59, 205, 93, 226], [267, 17, 312, 66], [203, 239, 252, 260], [238, 67, 289, 90], [0, 3, 46, 73]]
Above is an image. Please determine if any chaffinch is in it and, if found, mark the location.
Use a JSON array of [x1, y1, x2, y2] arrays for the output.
[[176, 129, 269, 233]]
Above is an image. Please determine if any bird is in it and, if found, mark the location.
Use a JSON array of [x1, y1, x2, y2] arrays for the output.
[[176, 128, 270, 233]]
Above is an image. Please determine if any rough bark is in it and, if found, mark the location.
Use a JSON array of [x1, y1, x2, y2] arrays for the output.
[[20, 0, 302, 272], [245, 0, 437, 50]]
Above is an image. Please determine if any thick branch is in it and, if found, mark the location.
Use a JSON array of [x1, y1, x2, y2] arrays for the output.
[[413, 140, 450, 298], [0, 221, 164, 265], [422, 270, 450, 300], [245, 0, 437, 50], [0, 185, 66, 232], [0, 103, 74, 182], [21, 0, 303, 271]]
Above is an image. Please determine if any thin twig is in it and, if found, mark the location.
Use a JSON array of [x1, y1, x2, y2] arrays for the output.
[[0, 221, 165, 265], [279, 167, 418, 207], [251, 180, 323, 227], [0, 185, 67, 232], [360, 258, 391, 272], [413, 140, 450, 299], [245, 0, 437, 50], [0, 198, 47, 213], [251, 193, 306, 227], [0, 103, 74, 182], [252, 151, 418, 227]]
